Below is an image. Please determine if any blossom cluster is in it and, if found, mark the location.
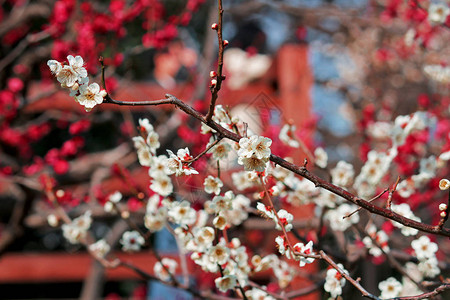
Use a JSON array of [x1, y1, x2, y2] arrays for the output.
[[237, 135, 272, 172], [48, 56, 107, 112]]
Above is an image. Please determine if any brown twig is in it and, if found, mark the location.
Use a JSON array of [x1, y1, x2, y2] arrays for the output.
[[344, 187, 389, 219], [98, 55, 450, 238], [206, 0, 225, 122], [184, 136, 222, 163], [386, 176, 400, 210]]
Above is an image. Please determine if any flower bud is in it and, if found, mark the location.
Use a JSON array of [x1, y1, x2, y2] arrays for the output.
[[439, 203, 448, 211], [213, 215, 227, 230], [211, 23, 218, 30], [56, 189, 65, 198], [439, 179, 450, 190], [251, 255, 262, 266], [270, 186, 280, 196], [121, 210, 130, 219], [104, 202, 114, 213], [47, 214, 59, 227], [223, 40, 229, 47], [210, 71, 217, 78], [440, 211, 447, 218], [71, 82, 79, 91], [210, 79, 217, 87]]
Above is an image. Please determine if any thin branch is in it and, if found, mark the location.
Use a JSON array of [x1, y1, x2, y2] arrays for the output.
[[206, 0, 225, 122], [184, 137, 222, 163], [344, 187, 389, 219], [98, 55, 450, 238], [391, 283, 450, 300], [386, 176, 400, 210]]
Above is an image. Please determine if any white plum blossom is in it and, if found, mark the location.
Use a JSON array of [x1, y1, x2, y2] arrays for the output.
[[330, 161, 355, 188], [166, 148, 199, 176], [411, 235, 438, 261], [237, 135, 271, 172], [67, 55, 88, 79], [232, 170, 258, 190], [144, 208, 167, 232], [326, 204, 360, 232], [424, 64, 450, 84], [221, 194, 251, 226], [208, 139, 232, 160], [324, 264, 347, 298], [391, 203, 421, 236], [245, 288, 276, 300], [167, 200, 197, 226], [284, 176, 317, 206], [154, 258, 178, 282], [212, 105, 233, 128], [213, 215, 228, 230], [279, 124, 299, 148], [368, 121, 393, 139], [109, 191, 122, 203], [203, 175, 223, 195], [438, 150, 450, 162], [396, 178, 416, 198], [428, 2, 450, 24], [256, 202, 275, 219], [292, 241, 315, 267], [209, 244, 230, 265], [275, 209, 294, 232], [419, 155, 437, 177], [201, 122, 215, 134], [144, 196, 167, 232], [104, 191, 122, 213], [193, 227, 215, 249], [210, 191, 233, 213], [150, 174, 173, 197], [47, 60, 62, 75], [315, 189, 343, 208], [378, 277, 402, 299], [418, 256, 440, 278], [273, 259, 295, 288], [275, 236, 291, 258], [47, 214, 59, 227], [133, 119, 160, 159], [120, 230, 145, 252], [257, 203, 294, 231], [146, 131, 160, 153], [132, 136, 152, 167], [215, 275, 237, 293], [314, 147, 328, 168], [148, 155, 170, 177], [400, 263, 424, 297], [56, 64, 80, 88], [62, 210, 92, 244], [76, 83, 106, 112], [439, 178, 450, 190], [252, 254, 277, 273], [362, 224, 390, 257], [138, 118, 154, 134], [89, 239, 111, 259]]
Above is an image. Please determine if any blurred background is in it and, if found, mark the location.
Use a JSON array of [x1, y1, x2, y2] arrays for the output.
[[0, 0, 448, 299]]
